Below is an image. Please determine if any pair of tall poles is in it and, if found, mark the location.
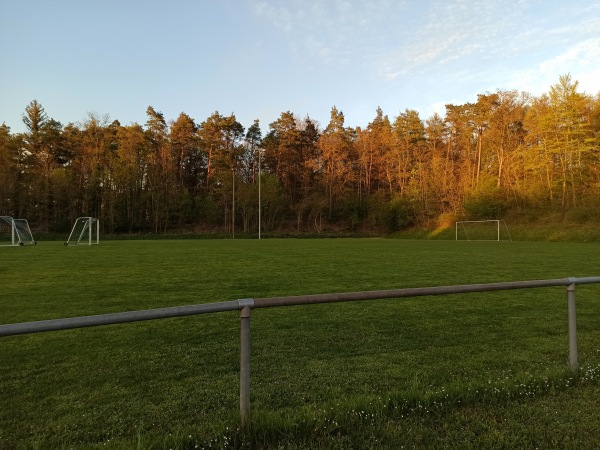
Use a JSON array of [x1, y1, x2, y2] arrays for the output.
[[231, 147, 261, 240]]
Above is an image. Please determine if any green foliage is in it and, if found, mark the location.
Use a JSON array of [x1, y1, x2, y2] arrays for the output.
[[382, 197, 415, 232], [463, 193, 508, 220], [568, 197, 600, 223], [342, 202, 364, 231], [193, 194, 220, 226]]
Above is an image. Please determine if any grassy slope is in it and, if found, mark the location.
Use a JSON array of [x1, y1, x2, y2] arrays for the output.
[[1, 239, 600, 448]]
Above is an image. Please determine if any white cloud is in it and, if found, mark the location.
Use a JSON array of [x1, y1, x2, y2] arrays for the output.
[[250, 1, 294, 34], [374, 0, 535, 80], [429, 101, 449, 117], [503, 38, 600, 96], [539, 38, 600, 72], [248, 0, 401, 67]]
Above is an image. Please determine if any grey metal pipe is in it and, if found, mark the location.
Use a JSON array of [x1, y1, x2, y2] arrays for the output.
[[0, 300, 241, 337], [567, 282, 579, 371], [253, 277, 600, 309], [239, 301, 253, 427], [3, 277, 600, 337]]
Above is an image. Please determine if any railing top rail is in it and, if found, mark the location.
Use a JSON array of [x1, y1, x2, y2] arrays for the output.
[[0, 300, 241, 337], [1, 277, 600, 338], [252, 277, 600, 308]]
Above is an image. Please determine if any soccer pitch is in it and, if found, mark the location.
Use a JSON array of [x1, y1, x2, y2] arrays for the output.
[[2, 239, 600, 448]]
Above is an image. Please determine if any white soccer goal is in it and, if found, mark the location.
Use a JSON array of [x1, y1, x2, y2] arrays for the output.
[[455, 219, 512, 241], [0, 216, 36, 246], [65, 217, 100, 246]]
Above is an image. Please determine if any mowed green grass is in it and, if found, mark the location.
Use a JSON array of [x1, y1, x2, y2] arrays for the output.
[[1, 238, 600, 449]]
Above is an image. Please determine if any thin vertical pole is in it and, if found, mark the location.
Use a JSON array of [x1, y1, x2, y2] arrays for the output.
[[567, 282, 578, 371], [240, 303, 251, 426], [232, 169, 235, 239], [258, 148, 261, 240]]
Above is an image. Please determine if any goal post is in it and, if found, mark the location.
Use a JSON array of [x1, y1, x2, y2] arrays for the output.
[[0, 216, 36, 246], [65, 217, 99, 246], [455, 219, 512, 241]]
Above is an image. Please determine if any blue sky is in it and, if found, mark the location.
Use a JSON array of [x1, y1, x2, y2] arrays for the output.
[[2, 0, 599, 134]]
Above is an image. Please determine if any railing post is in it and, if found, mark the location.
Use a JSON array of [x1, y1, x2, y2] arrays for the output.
[[239, 299, 254, 427], [566, 281, 578, 372]]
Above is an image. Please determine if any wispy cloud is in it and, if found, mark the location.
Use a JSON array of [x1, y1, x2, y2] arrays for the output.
[[248, 0, 399, 68], [379, 0, 548, 78], [250, 1, 295, 34], [248, 0, 600, 123], [503, 38, 600, 95], [250, 0, 598, 82]]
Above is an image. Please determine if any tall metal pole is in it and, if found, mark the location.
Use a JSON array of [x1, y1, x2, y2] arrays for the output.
[[258, 148, 261, 240], [232, 168, 235, 239]]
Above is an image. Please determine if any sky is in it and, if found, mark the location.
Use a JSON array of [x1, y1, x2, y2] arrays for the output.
[[1, 0, 599, 135]]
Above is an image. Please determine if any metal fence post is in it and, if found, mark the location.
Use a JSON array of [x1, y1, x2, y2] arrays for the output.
[[239, 299, 254, 427], [567, 281, 578, 371]]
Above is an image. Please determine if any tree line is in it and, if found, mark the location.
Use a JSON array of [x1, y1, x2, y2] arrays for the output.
[[1, 74, 599, 235]]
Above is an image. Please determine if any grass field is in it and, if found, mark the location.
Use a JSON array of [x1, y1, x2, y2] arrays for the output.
[[2, 238, 600, 449]]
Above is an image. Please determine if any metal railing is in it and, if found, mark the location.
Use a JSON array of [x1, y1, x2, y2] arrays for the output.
[[1, 276, 600, 426]]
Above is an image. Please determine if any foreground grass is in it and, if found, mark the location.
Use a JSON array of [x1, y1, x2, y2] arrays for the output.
[[1, 238, 600, 448]]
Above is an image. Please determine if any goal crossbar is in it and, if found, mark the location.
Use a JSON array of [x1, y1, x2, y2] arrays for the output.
[[455, 219, 512, 241]]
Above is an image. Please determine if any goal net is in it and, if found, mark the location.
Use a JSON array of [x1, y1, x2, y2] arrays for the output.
[[65, 217, 99, 246], [455, 220, 512, 241], [0, 216, 36, 246]]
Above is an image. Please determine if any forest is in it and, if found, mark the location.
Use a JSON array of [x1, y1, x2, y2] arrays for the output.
[[1, 74, 599, 235]]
